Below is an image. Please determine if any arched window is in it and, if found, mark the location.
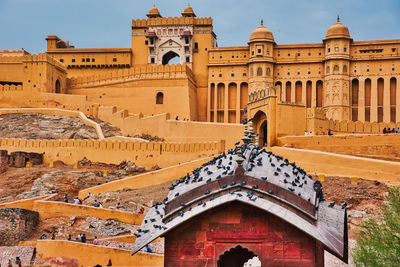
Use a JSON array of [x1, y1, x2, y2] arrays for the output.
[[334, 65, 339, 73], [55, 79, 61, 93], [343, 65, 348, 74], [257, 67, 263, 76], [326, 66, 330, 74], [266, 67, 271, 76], [156, 92, 164, 104]]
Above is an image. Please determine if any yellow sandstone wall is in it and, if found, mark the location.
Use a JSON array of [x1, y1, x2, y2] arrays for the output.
[[32, 201, 143, 225], [0, 56, 24, 82], [277, 134, 400, 160], [0, 138, 222, 169], [271, 146, 400, 184], [36, 240, 164, 267], [97, 107, 243, 148]]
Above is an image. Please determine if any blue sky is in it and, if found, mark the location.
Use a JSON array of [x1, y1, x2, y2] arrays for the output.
[[0, 0, 399, 54]]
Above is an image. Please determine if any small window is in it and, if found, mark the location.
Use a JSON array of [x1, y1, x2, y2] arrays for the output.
[[113, 58, 117, 62], [288, 53, 290, 56], [392, 68, 395, 71], [220, 56, 222, 59], [243, 73, 246, 76], [72, 59, 75, 62], [278, 54, 280, 57], [335, 47, 339, 52], [366, 69, 369, 72], [244, 55, 246, 58], [60, 59, 64, 62], [319, 52, 321, 55], [287, 72, 290, 75], [392, 48, 396, 52], [328, 48, 331, 53], [81, 58, 85, 62], [232, 55, 234, 58], [151, 58, 155, 64], [297, 72, 300, 75], [308, 53, 311, 56], [354, 69, 357, 73], [231, 73, 234, 77], [205, 48, 207, 51], [297, 53, 300, 56], [186, 57, 190, 63], [195, 42, 198, 49], [86, 58, 90, 62], [308, 71, 310, 74], [156, 92, 164, 104], [219, 74, 222, 77], [344, 47, 347, 52], [251, 51, 254, 56], [258, 49, 262, 53], [257, 67, 263, 76], [92, 58, 95, 62], [145, 40, 148, 45], [379, 68, 382, 71]]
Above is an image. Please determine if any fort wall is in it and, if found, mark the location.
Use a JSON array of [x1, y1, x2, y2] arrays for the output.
[[97, 107, 243, 148], [0, 138, 223, 169], [36, 240, 164, 267], [32, 201, 143, 225], [277, 134, 400, 160], [270, 146, 400, 183], [78, 157, 212, 199]]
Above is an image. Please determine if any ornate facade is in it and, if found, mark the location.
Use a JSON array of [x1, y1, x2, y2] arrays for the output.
[[0, 5, 399, 143]]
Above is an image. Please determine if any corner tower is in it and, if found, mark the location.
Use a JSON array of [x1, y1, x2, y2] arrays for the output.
[[323, 17, 352, 120], [248, 21, 275, 93]]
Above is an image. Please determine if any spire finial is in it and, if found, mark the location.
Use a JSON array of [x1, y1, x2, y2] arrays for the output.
[[337, 15, 340, 22], [261, 19, 264, 25]]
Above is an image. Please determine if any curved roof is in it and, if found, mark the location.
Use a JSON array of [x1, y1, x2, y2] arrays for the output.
[[250, 22, 274, 43], [326, 18, 350, 39], [182, 5, 196, 17], [131, 126, 347, 262], [147, 6, 162, 18]]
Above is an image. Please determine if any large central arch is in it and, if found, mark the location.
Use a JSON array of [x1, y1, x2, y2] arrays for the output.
[[218, 245, 256, 267], [162, 51, 180, 65]]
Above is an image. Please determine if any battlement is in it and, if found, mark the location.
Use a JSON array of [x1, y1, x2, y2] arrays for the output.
[[69, 64, 194, 88], [23, 53, 67, 73], [248, 87, 277, 103], [0, 56, 24, 63], [132, 17, 212, 28]]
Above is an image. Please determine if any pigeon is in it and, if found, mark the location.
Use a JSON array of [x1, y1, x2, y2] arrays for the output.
[[234, 141, 240, 146], [284, 179, 288, 184], [206, 178, 212, 183], [205, 190, 210, 195], [175, 192, 180, 197], [198, 200, 203, 205], [288, 187, 295, 192], [252, 185, 259, 189], [202, 202, 207, 207], [207, 171, 213, 175], [221, 184, 227, 189], [267, 190, 274, 194], [341, 203, 347, 209], [328, 202, 335, 208], [242, 181, 247, 185], [210, 195, 215, 201], [261, 176, 267, 181], [179, 210, 184, 217], [231, 181, 236, 186], [237, 193, 243, 197], [150, 219, 156, 222], [180, 202, 185, 207]]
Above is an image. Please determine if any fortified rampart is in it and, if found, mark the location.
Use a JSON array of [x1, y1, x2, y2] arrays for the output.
[[0, 138, 223, 169], [69, 64, 195, 89], [132, 17, 212, 27], [277, 134, 400, 161], [36, 240, 164, 267], [97, 107, 243, 148]]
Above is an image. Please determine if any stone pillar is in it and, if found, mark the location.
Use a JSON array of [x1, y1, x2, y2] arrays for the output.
[[207, 84, 211, 122], [282, 81, 287, 102], [301, 80, 307, 106], [213, 85, 218, 122], [291, 81, 295, 103], [224, 83, 229, 123], [236, 83, 241, 124], [311, 80, 317, 108], [371, 78, 378, 122], [397, 76, 400, 122], [358, 78, 365, 122], [383, 77, 391, 123]]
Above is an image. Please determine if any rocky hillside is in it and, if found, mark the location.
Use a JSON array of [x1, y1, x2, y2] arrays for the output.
[[0, 113, 98, 139]]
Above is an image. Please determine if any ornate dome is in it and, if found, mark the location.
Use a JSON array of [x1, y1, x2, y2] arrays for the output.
[[326, 17, 350, 39], [147, 5, 161, 18], [182, 5, 196, 17], [250, 21, 274, 43]]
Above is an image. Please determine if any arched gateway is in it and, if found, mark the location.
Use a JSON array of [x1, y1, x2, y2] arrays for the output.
[[131, 121, 348, 266]]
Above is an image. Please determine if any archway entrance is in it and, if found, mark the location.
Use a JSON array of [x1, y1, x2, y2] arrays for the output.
[[218, 246, 256, 267], [259, 120, 268, 147], [162, 51, 180, 65], [55, 79, 60, 93]]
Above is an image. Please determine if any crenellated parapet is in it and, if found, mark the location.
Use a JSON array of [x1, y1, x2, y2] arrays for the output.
[[132, 17, 212, 28], [23, 53, 67, 73], [0, 56, 24, 64], [70, 64, 194, 88], [0, 84, 23, 92], [248, 87, 277, 103]]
